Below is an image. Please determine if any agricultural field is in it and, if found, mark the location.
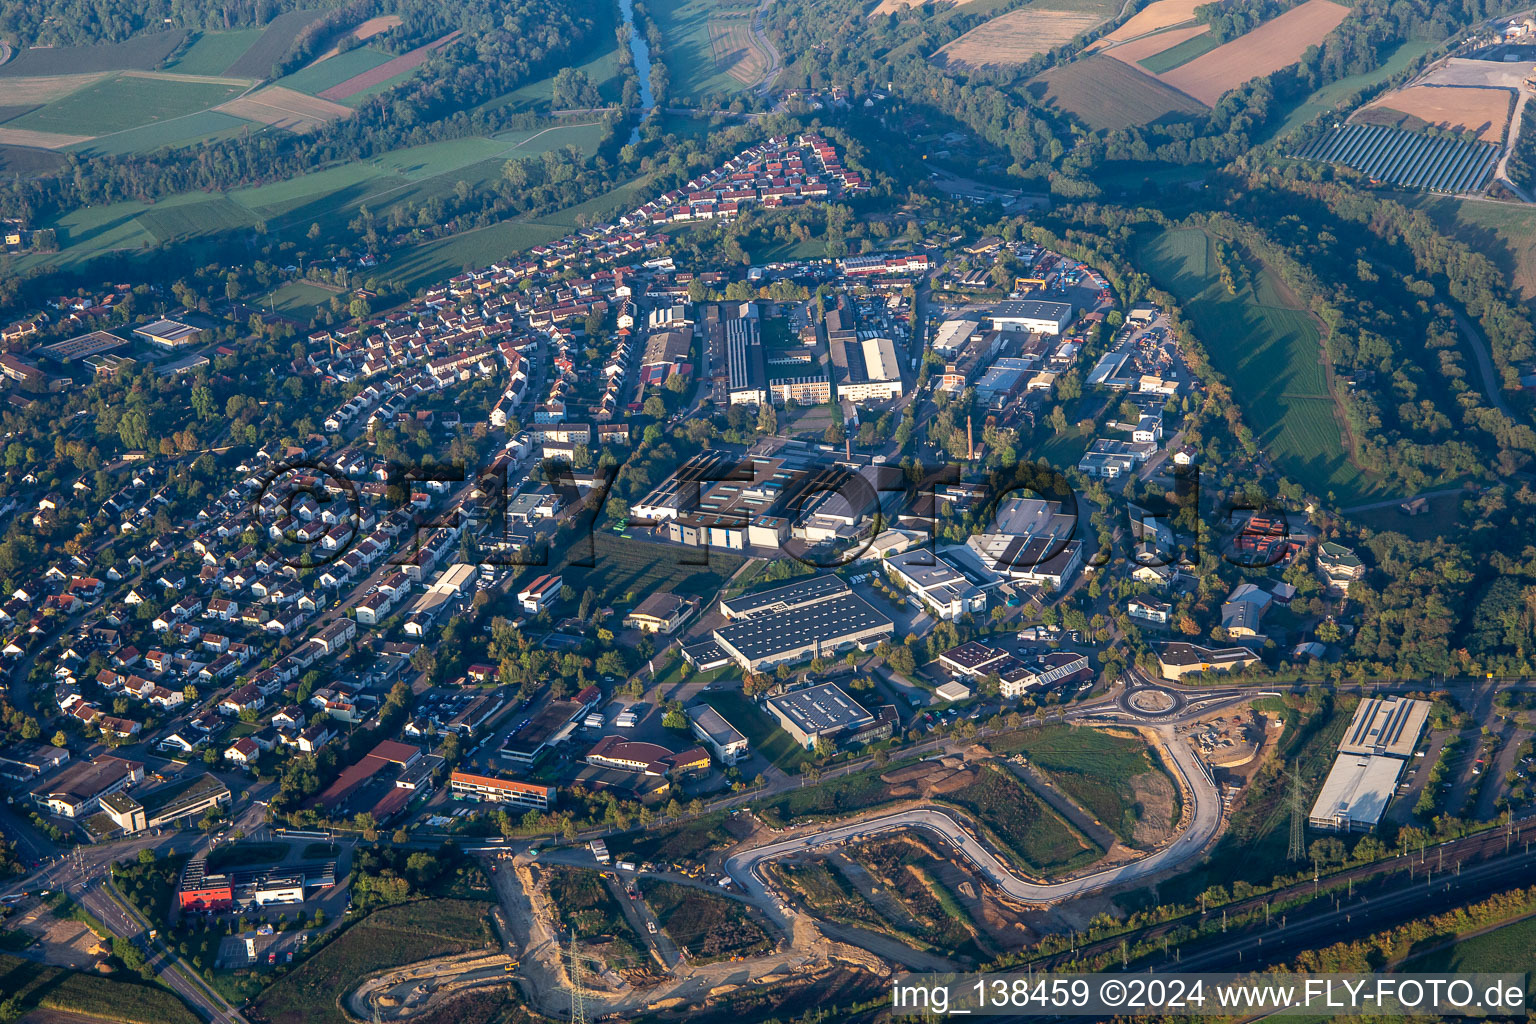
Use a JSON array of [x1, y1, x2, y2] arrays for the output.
[[71, 110, 258, 157], [22, 120, 610, 274], [319, 30, 461, 102], [643, 880, 772, 962], [226, 9, 324, 79], [939, 765, 1101, 876], [1029, 54, 1206, 130], [1357, 84, 1514, 142], [1135, 226, 1382, 503], [935, 0, 1118, 68], [0, 30, 187, 76], [650, 0, 760, 101], [166, 29, 267, 76], [1293, 123, 1499, 193], [1412, 195, 1536, 301], [216, 85, 352, 131], [1135, 29, 1221, 74], [1101, 23, 1210, 70], [700, 690, 811, 771], [253, 899, 493, 1024], [710, 13, 772, 86], [541, 866, 646, 967], [987, 726, 1178, 847], [0, 71, 112, 106], [5, 73, 248, 137], [1260, 37, 1438, 143], [0, 953, 200, 1024], [1092, 0, 1206, 46], [1156, 0, 1352, 106], [271, 47, 397, 97]]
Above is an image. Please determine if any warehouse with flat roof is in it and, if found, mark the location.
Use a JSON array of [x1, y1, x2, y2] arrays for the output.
[[766, 682, 875, 749], [713, 590, 893, 672], [988, 299, 1074, 335], [1338, 696, 1430, 758], [1309, 754, 1404, 832]]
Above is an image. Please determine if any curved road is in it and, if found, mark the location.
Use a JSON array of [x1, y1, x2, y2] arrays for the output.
[[726, 723, 1222, 910]]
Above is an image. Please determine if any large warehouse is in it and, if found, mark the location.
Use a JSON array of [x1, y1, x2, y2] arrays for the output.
[[1308, 755, 1404, 832], [988, 299, 1074, 335], [712, 583, 894, 672], [1309, 696, 1430, 833]]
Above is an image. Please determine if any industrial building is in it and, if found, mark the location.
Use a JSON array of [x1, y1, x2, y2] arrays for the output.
[[1338, 697, 1430, 758], [726, 316, 768, 406], [622, 592, 697, 634], [33, 755, 143, 818], [987, 299, 1074, 335], [1308, 696, 1430, 834], [687, 704, 749, 765], [881, 549, 988, 621], [1308, 755, 1406, 833], [766, 682, 877, 749], [712, 581, 893, 672]]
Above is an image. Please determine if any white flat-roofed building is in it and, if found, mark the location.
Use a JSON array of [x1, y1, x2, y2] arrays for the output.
[[988, 299, 1073, 335], [882, 548, 987, 621], [133, 319, 202, 349], [1309, 754, 1404, 832], [766, 682, 874, 749], [932, 318, 981, 356], [1338, 697, 1430, 758], [687, 704, 749, 765]]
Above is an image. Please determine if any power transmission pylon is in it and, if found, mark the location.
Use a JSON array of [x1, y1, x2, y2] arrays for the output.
[[1287, 761, 1307, 862], [568, 933, 587, 1024]]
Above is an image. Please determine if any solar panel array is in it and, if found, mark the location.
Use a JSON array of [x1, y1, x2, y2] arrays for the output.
[[1292, 124, 1499, 193]]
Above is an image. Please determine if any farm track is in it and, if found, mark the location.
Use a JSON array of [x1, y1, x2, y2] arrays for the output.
[[120, 69, 257, 86]]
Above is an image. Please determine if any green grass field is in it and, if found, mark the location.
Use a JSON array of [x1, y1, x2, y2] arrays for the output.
[[701, 690, 811, 771], [987, 725, 1172, 846], [650, 0, 759, 102], [1137, 30, 1221, 73], [1262, 37, 1438, 144], [272, 47, 395, 96], [253, 899, 491, 1024], [28, 121, 611, 275], [268, 279, 343, 313], [1136, 226, 1384, 503], [71, 110, 259, 157], [940, 766, 1101, 876], [8, 74, 246, 136], [166, 29, 266, 76], [1406, 913, 1536, 1000], [1412, 195, 1536, 303]]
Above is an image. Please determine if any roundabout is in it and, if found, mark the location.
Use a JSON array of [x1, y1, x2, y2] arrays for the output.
[[1118, 684, 1187, 718]]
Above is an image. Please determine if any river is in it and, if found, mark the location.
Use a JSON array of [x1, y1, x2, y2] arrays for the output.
[[618, 0, 655, 145]]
